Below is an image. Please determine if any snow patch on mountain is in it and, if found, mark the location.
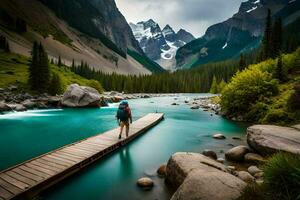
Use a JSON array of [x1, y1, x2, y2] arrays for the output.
[[246, 6, 258, 13]]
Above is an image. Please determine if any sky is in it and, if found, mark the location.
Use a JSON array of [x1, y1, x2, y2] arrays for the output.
[[115, 0, 244, 37]]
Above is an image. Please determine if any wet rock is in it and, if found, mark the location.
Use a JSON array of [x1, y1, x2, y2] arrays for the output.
[[62, 84, 101, 107], [237, 171, 255, 183], [166, 153, 246, 200], [254, 172, 264, 179], [247, 125, 300, 156], [244, 153, 266, 163], [190, 105, 200, 109], [157, 165, 167, 177], [227, 166, 236, 172], [202, 149, 217, 160], [217, 158, 225, 164], [8, 104, 27, 112], [137, 177, 154, 189], [225, 145, 251, 162], [21, 99, 36, 109], [247, 166, 262, 176], [232, 137, 241, 140], [8, 85, 18, 91], [0, 102, 11, 112], [213, 133, 226, 139]]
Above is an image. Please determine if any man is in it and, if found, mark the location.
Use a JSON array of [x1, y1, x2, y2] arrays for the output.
[[116, 100, 132, 139]]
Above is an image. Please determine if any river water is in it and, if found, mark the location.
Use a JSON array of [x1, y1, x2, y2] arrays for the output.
[[0, 94, 247, 200]]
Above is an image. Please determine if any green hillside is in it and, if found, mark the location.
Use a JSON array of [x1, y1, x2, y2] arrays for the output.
[[0, 52, 103, 93]]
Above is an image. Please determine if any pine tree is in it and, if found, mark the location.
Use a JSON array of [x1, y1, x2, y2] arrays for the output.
[[28, 42, 50, 92], [209, 76, 218, 94], [273, 53, 286, 82], [271, 18, 282, 58], [262, 9, 272, 60], [58, 56, 62, 67], [48, 73, 62, 95]]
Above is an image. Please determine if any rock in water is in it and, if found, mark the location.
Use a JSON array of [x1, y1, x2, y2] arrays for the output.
[[166, 153, 246, 200], [137, 177, 154, 189], [0, 102, 11, 112], [202, 150, 217, 160], [157, 165, 167, 177], [62, 84, 101, 108], [213, 133, 226, 139], [247, 125, 300, 156], [225, 146, 250, 162]]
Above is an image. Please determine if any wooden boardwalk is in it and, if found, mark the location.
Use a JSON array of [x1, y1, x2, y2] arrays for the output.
[[0, 113, 164, 200]]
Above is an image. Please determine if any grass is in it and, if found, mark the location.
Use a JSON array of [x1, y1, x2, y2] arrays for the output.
[[238, 153, 300, 200], [0, 52, 103, 93]]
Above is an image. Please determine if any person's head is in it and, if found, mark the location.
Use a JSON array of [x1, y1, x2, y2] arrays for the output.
[[120, 100, 129, 107]]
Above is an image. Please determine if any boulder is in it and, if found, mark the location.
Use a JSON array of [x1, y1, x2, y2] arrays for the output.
[[217, 158, 225, 163], [61, 84, 101, 108], [213, 133, 226, 139], [247, 166, 262, 176], [157, 165, 167, 177], [8, 104, 27, 112], [0, 102, 11, 112], [166, 152, 228, 188], [137, 177, 154, 188], [237, 171, 255, 183], [225, 146, 250, 162], [247, 125, 300, 156], [21, 99, 36, 109], [244, 153, 266, 163], [202, 150, 217, 160], [190, 105, 200, 109], [167, 153, 246, 200]]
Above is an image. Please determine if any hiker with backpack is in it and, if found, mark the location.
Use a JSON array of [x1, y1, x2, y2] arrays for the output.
[[116, 100, 132, 139]]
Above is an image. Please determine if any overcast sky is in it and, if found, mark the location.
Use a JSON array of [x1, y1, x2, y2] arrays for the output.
[[115, 0, 244, 37]]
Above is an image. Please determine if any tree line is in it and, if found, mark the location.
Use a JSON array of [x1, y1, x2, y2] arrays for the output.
[[0, 35, 10, 52]]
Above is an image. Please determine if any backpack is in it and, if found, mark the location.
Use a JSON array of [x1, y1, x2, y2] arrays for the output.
[[117, 105, 129, 121]]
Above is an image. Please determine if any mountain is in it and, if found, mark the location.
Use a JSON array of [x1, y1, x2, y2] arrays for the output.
[[176, 0, 300, 69], [0, 0, 164, 74], [130, 19, 195, 70]]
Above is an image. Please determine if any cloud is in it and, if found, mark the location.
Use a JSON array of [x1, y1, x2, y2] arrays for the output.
[[115, 0, 243, 37]]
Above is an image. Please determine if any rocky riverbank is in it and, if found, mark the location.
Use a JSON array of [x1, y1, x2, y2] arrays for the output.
[[151, 124, 300, 200], [0, 84, 168, 113]]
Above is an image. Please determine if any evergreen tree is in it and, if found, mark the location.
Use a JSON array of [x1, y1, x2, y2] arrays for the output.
[[209, 76, 218, 94], [58, 56, 62, 67], [273, 53, 286, 82], [218, 79, 227, 93], [262, 9, 272, 60], [0, 36, 10, 52], [288, 83, 300, 111], [28, 42, 50, 92], [48, 73, 62, 95], [271, 18, 282, 58]]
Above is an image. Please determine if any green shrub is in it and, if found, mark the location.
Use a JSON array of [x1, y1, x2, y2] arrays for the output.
[[264, 153, 300, 200], [239, 153, 300, 200], [221, 65, 278, 117], [245, 102, 269, 122], [87, 80, 103, 94], [262, 108, 289, 124]]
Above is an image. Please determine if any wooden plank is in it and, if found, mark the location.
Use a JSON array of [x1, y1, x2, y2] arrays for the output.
[[0, 178, 22, 195], [5, 171, 36, 186], [40, 156, 72, 168], [80, 141, 108, 150], [12, 168, 44, 182], [50, 152, 82, 163], [55, 151, 87, 160], [0, 186, 13, 199], [0, 173, 29, 190], [19, 166, 50, 179], [60, 148, 92, 157], [70, 145, 99, 154], [35, 159, 66, 171], [46, 155, 76, 165], [74, 143, 103, 151], [25, 163, 57, 176]]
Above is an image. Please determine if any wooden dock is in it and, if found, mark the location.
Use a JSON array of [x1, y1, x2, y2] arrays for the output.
[[0, 113, 164, 200]]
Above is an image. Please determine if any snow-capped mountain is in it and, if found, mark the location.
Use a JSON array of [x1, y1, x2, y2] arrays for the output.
[[130, 19, 195, 70]]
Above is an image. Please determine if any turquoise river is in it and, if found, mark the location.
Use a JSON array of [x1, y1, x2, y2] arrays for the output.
[[0, 94, 247, 200]]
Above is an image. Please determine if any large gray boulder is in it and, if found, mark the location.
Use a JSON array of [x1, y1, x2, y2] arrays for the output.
[[0, 102, 11, 112], [225, 145, 251, 162], [166, 153, 246, 200], [62, 84, 101, 108], [247, 125, 300, 156]]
